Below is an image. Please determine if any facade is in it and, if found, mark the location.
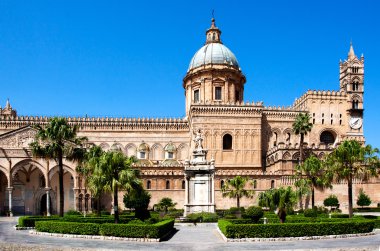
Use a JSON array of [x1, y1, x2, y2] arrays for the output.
[[0, 19, 377, 216]]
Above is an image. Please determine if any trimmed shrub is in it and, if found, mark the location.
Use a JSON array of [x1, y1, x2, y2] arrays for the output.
[[186, 212, 218, 223], [357, 189, 372, 208], [99, 219, 174, 238], [304, 208, 318, 217], [244, 206, 264, 223], [218, 219, 375, 238], [35, 221, 99, 235], [18, 216, 60, 227], [324, 195, 339, 208], [64, 210, 82, 216]]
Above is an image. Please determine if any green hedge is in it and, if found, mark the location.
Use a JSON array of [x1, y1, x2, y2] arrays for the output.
[[34, 219, 174, 239], [18, 216, 61, 227], [35, 221, 99, 235], [99, 219, 174, 238], [218, 219, 375, 238]]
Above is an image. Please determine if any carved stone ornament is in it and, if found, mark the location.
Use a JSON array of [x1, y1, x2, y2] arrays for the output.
[[0, 127, 36, 148]]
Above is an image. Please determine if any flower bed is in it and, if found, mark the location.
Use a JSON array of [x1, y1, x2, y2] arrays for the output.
[[218, 219, 375, 238]]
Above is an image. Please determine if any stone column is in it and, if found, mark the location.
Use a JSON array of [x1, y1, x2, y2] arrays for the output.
[[185, 176, 189, 204], [211, 174, 215, 205], [7, 187, 13, 217], [45, 187, 51, 216], [73, 188, 80, 211]]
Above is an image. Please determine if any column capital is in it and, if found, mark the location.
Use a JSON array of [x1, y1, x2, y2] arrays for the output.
[[6, 187, 13, 192], [44, 187, 52, 192]]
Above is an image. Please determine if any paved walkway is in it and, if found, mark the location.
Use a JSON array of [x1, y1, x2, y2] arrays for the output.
[[0, 217, 379, 250]]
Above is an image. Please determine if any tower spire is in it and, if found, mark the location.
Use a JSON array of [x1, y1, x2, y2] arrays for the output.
[[348, 41, 356, 60]]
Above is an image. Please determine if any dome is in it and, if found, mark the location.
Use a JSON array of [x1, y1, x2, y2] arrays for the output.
[[188, 43, 239, 71]]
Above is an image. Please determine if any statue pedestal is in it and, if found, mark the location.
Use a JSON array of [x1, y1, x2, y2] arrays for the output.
[[184, 149, 215, 216]]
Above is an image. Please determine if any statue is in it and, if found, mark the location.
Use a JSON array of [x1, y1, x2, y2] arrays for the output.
[[193, 129, 203, 152]]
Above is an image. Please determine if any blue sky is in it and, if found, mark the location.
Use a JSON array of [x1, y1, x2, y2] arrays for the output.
[[0, 1, 379, 147]]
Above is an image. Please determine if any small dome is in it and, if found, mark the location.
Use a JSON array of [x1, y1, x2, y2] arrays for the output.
[[164, 142, 177, 152], [138, 142, 149, 152], [188, 43, 239, 71], [110, 143, 122, 152]]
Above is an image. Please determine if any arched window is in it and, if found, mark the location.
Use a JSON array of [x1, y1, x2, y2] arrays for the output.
[[352, 100, 359, 109], [147, 180, 151, 189], [194, 89, 200, 103], [273, 132, 278, 147], [220, 180, 225, 188], [320, 131, 335, 144], [253, 180, 257, 189], [182, 180, 185, 189], [223, 134, 233, 150], [166, 180, 170, 189], [85, 194, 90, 212], [271, 180, 275, 189], [78, 194, 83, 212]]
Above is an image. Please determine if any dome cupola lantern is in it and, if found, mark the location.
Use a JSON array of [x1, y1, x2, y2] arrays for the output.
[[206, 18, 222, 44]]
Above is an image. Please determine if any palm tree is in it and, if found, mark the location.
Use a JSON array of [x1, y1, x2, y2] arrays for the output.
[[92, 149, 141, 223], [30, 117, 87, 217], [295, 155, 332, 208], [327, 140, 379, 218], [155, 197, 177, 214], [75, 145, 105, 216], [258, 187, 297, 223], [221, 176, 254, 208], [292, 113, 313, 163]]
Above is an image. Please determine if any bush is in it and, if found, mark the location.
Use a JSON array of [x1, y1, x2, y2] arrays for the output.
[[99, 219, 174, 238], [64, 210, 82, 216], [244, 206, 264, 223], [18, 216, 60, 227], [127, 219, 145, 225], [35, 221, 99, 235], [357, 189, 372, 208], [186, 212, 219, 223], [324, 195, 339, 208], [218, 219, 375, 238], [101, 211, 110, 216], [304, 209, 318, 217]]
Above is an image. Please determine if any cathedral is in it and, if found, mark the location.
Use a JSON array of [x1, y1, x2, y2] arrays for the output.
[[0, 19, 376, 216]]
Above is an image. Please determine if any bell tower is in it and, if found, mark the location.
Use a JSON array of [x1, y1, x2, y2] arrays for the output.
[[339, 43, 365, 141]]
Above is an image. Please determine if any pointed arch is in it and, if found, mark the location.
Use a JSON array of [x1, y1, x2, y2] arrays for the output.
[[150, 143, 164, 160], [125, 143, 137, 157], [98, 142, 110, 151], [177, 143, 189, 160], [11, 159, 46, 179]]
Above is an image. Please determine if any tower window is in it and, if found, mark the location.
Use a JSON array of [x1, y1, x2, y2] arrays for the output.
[[194, 89, 200, 103], [140, 151, 146, 159], [182, 180, 185, 189], [147, 180, 151, 189], [273, 132, 278, 147], [253, 180, 257, 189], [166, 180, 170, 189], [223, 134, 233, 150], [220, 180, 225, 188], [322, 119, 324, 125], [271, 180, 275, 189], [353, 100, 359, 109], [215, 87, 222, 100], [235, 91, 240, 102]]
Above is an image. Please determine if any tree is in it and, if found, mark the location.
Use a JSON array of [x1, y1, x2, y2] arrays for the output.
[[76, 145, 105, 216], [294, 155, 332, 208], [30, 117, 87, 217], [91, 149, 141, 223], [155, 197, 176, 214], [357, 189, 371, 208], [292, 113, 313, 163], [124, 188, 151, 220], [221, 176, 254, 208], [327, 140, 380, 217], [258, 187, 297, 223], [323, 195, 339, 211]]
